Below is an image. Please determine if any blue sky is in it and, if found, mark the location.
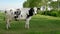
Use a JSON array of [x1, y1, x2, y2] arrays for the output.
[[0, 0, 26, 10]]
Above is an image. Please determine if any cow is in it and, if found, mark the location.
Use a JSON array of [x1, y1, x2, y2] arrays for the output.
[[5, 7, 37, 29]]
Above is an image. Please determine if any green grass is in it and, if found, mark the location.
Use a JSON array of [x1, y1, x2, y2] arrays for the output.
[[0, 13, 60, 34]]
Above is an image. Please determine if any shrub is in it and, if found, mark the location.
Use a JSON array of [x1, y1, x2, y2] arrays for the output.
[[50, 11, 58, 17], [38, 10, 60, 17]]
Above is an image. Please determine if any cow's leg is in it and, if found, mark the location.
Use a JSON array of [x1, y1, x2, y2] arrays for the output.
[[6, 19, 11, 29], [25, 17, 31, 29]]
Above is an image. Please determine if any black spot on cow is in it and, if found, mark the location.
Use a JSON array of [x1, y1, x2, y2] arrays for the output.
[[14, 11, 20, 20], [14, 11, 21, 15], [14, 15, 18, 21], [14, 9, 21, 21], [27, 8, 34, 18], [14, 15, 18, 18]]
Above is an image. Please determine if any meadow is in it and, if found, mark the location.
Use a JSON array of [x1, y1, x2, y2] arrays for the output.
[[0, 12, 60, 34]]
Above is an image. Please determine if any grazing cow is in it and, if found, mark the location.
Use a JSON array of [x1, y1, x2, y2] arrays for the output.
[[5, 7, 37, 29]]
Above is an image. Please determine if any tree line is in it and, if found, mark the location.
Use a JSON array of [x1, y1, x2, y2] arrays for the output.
[[23, 0, 60, 17]]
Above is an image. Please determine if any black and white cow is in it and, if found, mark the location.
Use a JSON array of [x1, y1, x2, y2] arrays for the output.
[[5, 7, 37, 29]]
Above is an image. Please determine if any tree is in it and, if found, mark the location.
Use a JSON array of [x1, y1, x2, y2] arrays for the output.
[[23, 0, 59, 11], [23, 0, 42, 7], [23, 1, 30, 8]]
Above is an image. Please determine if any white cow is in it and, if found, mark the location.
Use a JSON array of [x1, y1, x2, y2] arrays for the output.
[[5, 7, 37, 29]]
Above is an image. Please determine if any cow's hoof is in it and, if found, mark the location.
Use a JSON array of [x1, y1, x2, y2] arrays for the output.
[[25, 27, 29, 29], [25, 27, 29, 30], [6, 27, 11, 30], [6, 27, 8, 30]]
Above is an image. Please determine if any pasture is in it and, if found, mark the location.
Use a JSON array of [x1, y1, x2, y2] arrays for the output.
[[0, 12, 60, 34]]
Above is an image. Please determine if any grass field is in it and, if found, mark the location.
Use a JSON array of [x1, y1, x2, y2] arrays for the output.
[[0, 12, 60, 34]]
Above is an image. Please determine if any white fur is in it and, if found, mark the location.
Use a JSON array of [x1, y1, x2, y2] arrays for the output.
[[5, 7, 37, 29]]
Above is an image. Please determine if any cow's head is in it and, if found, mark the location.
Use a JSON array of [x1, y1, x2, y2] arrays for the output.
[[33, 7, 37, 15], [27, 7, 37, 18], [28, 7, 37, 16]]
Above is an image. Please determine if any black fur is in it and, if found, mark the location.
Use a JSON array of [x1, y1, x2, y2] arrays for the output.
[[14, 9, 21, 21], [14, 11, 21, 15], [27, 8, 34, 18], [14, 15, 18, 18], [14, 16, 18, 21]]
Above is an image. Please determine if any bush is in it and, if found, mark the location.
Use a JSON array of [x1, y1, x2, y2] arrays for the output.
[[38, 10, 60, 17], [50, 11, 58, 17]]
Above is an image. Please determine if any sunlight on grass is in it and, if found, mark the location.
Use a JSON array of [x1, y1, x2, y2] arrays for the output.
[[34, 14, 60, 20]]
